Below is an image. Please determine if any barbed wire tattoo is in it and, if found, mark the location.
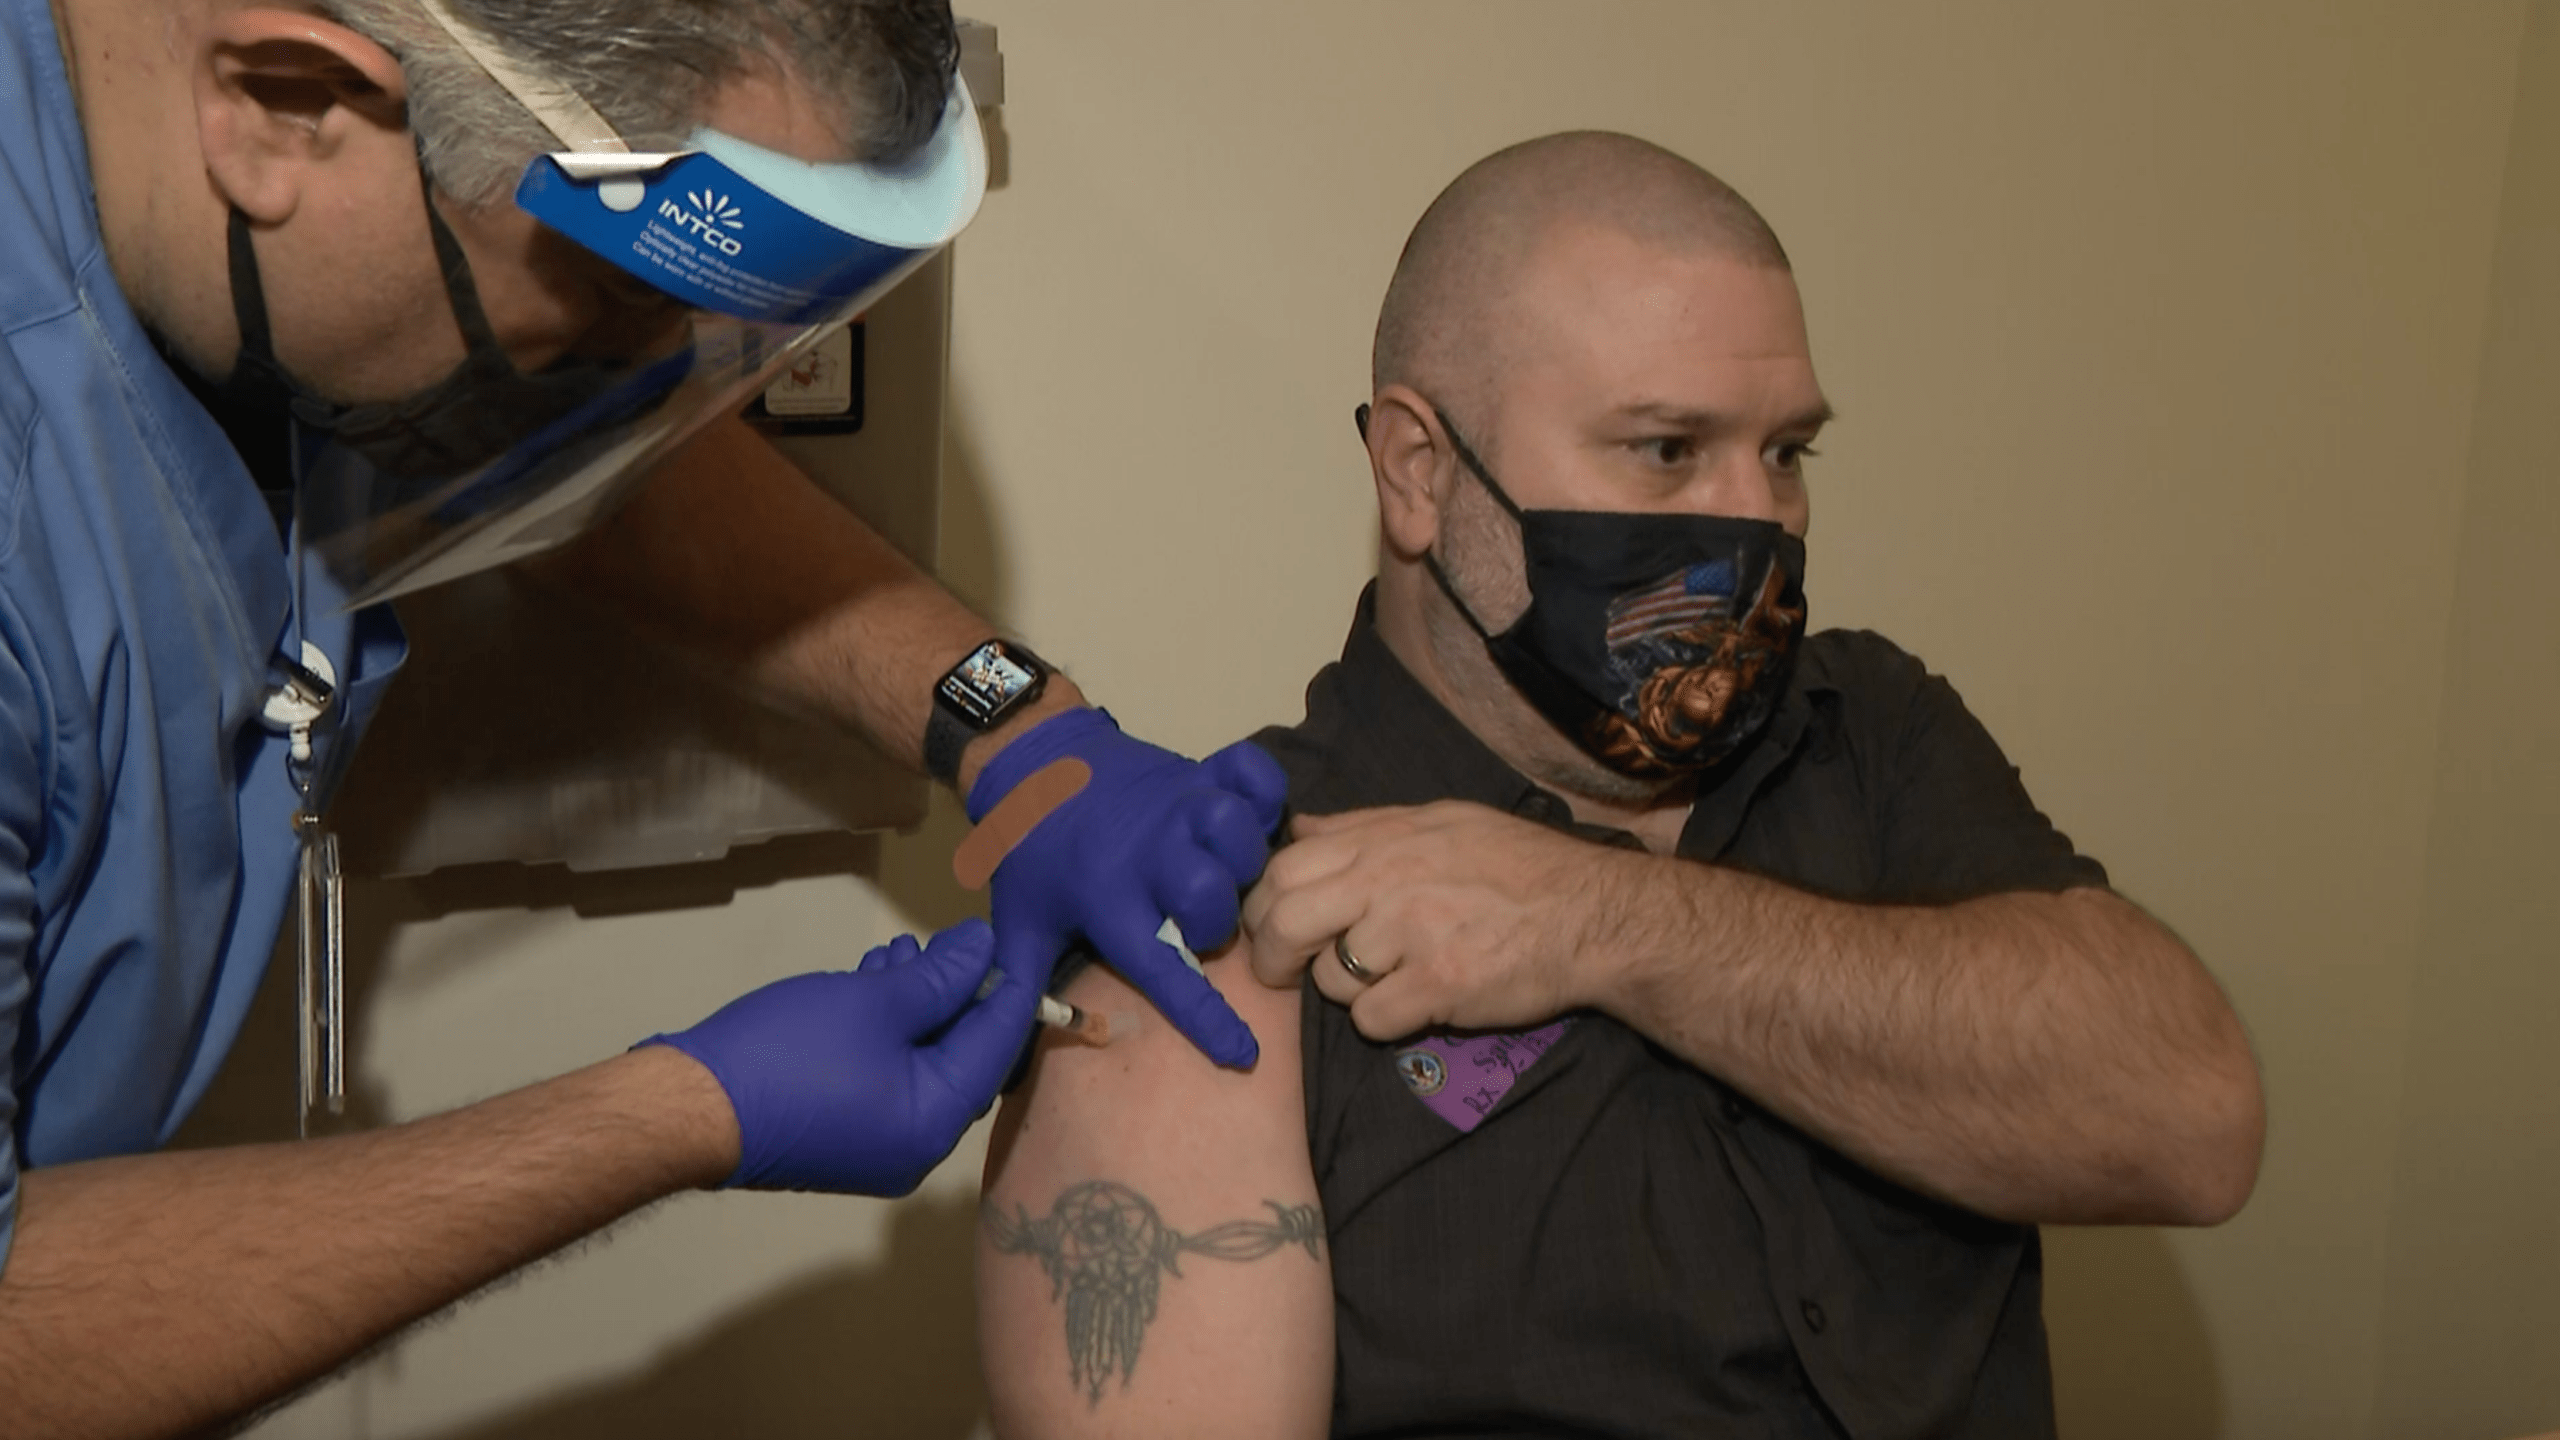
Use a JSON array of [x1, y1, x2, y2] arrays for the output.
[[984, 1180, 1324, 1404]]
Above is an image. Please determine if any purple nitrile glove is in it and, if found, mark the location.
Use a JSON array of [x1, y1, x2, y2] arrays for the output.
[[968, 709, 1289, 1068], [641, 919, 1037, 1195]]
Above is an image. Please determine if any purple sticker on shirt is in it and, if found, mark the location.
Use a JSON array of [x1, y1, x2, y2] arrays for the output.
[[1393, 1020, 1575, 1132]]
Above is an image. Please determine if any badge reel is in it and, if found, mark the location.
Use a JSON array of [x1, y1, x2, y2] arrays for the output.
[[263, 635, 345, 1135]]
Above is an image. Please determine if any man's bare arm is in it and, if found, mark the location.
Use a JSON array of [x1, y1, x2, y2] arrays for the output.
[[1248, 803, 2263, 1228], [0, 1047, 736, 1439], [537, 415, 1083, 793], [977, 950, 1329, 1439]]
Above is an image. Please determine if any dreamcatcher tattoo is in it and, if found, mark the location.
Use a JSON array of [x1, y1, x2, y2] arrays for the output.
[[984, 1180, 1324, 1404]]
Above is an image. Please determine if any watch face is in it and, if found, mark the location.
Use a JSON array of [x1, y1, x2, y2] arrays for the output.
[[940, 642, 1039, 726]]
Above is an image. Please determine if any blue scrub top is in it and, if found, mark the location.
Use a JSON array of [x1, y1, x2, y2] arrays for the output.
[[0, 0, 404, 1272]]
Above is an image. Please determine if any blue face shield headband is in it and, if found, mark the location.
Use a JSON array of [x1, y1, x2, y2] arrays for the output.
[[296, 0, 985, 609]]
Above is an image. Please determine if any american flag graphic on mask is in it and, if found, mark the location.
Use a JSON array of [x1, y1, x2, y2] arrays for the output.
[[1604, 558, 1739, 650]]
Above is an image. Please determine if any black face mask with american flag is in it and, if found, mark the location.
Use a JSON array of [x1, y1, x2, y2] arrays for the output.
[[1421, 409, 1809, 780]]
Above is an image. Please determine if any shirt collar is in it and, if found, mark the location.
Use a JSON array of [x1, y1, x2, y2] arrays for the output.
[[1299, 585, 1828, 858], [1293, 585, 1548, 815], [5, 0, 291, 664]]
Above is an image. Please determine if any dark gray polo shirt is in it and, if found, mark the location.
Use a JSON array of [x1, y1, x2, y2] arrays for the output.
[[1253, 592, 2108, 1440]]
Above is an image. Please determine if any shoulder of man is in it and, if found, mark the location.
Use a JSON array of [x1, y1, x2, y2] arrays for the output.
[[1792, 626, 1969, 758], [1796, 625, 1933, 698], [1794, 625, 2111, 899], [1248, 719, 1326, 794], [1795, 625, 2032, 750], [1248, 710, 1395, 822]]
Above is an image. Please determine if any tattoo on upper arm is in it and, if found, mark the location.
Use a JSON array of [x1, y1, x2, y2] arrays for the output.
[[983, 1180, 1324, 1405]]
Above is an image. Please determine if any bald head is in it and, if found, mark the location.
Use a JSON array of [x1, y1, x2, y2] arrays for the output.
[[1372, 132, 1790, 419]]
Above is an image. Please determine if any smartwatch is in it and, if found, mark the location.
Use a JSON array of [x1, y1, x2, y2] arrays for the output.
[[924, 639, 1051, 786]]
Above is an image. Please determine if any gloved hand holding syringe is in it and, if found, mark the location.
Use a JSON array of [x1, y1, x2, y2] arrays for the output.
[[642, 919, 1034, 1194], [635, 724, 1277, 1195]]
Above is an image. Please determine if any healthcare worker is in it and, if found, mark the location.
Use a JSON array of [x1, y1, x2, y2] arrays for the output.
[[0, 0, 1286, 1431]]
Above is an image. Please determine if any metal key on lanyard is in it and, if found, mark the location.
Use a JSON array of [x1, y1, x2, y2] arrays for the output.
[[265, 643, 343, 1137]]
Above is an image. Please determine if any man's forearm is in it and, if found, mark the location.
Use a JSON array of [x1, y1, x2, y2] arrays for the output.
[[0, 1047, 737, 1439], [540, 416, 1082, 793], [1590, 862, 2263, 1226]]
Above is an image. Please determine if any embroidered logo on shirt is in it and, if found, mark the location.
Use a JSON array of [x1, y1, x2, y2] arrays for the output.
[[1397, 1020, 1574, 1132]]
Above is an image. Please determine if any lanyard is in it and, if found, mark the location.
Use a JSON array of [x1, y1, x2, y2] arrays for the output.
[[265, 519, 346, 1137]]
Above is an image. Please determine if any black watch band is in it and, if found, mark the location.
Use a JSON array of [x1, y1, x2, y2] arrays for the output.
[[924, 639, 1050, 787]]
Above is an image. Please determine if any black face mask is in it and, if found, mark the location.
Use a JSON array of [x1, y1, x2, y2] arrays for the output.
[[216, 158, 640, 503], [1386, 404, 1810, 780]]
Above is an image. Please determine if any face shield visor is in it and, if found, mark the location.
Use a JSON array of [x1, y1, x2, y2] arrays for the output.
[[295, 0, 986, 611]]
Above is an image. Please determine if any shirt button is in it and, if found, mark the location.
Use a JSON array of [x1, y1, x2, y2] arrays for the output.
[[1801, 1299, 1828, 1334]]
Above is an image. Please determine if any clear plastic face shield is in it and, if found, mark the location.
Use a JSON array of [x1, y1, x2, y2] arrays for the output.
[[296, 0, 986, 610]]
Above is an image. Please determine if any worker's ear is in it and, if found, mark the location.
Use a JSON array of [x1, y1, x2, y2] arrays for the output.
[[194, 9, 409, 226], [1365, 384, 1458, 561]]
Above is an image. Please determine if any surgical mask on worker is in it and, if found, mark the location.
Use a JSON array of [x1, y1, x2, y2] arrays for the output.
[[218, 198, 664, 502], [1414, 406, 1809, 779]]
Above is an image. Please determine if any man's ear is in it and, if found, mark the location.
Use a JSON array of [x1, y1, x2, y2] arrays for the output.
[[1366, 384, 1458, 561], [194, 9, 409, 225]]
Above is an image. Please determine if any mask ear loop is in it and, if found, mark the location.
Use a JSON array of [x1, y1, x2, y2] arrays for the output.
[[1432, 409, 1528, 522], [226, 209, 277, 374], [1383, 399, 1526, 639], [217, 208, 308, 419], [412, 143, 519, 380]]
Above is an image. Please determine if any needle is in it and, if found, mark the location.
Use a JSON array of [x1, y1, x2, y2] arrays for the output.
[[1037, 994, 1139, 1047]]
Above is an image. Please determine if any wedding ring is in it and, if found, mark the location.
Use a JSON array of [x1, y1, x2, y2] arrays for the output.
[[1334, 934, 1374, 983]]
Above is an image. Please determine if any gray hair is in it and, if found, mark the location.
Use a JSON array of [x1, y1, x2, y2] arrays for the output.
[[324, 0, 959, 206]]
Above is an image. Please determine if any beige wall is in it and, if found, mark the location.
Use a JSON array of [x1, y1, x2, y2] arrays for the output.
[[2373, 4, 2560, 1436], [220, 4, 2554, 1437]]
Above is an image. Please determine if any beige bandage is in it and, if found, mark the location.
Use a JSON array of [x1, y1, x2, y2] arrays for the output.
[[952, 757, 1093, 891]]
